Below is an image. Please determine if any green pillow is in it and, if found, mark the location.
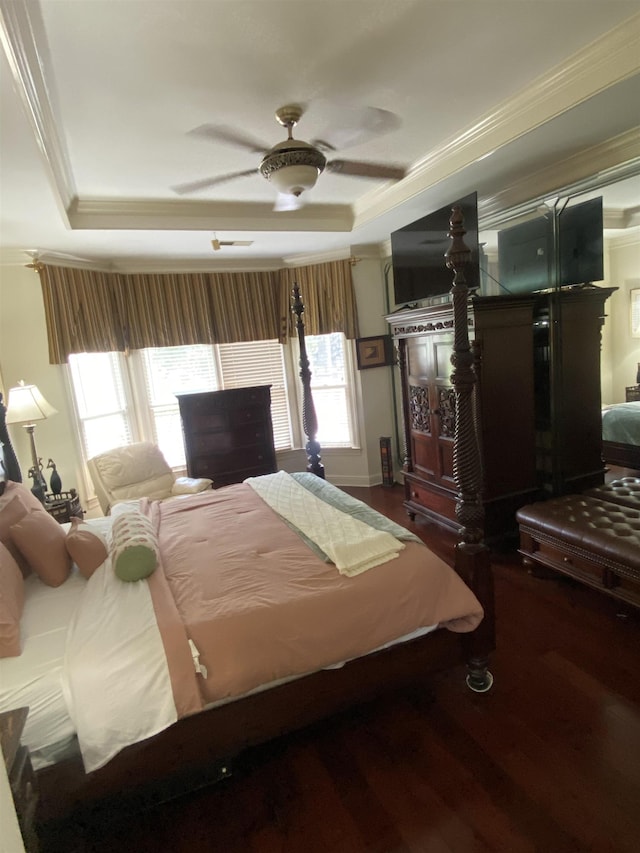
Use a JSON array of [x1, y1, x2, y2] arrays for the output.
[[111, 511, 159, 582]]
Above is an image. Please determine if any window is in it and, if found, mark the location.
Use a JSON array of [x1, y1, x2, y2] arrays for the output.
[[68, 335, 356, 475], [218, 340, 292, 450], [68, 352, 133, 458], [305, 333, 355, 447], [138, 346, 219, 467]]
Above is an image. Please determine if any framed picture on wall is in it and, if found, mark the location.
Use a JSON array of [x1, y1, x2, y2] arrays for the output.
[[631, 288, 640, 338], [355, 335, 394, 370]]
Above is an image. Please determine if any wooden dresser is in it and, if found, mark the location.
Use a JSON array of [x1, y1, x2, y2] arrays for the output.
[[177, 386, 277, 488], [626, 385, 640, 403]]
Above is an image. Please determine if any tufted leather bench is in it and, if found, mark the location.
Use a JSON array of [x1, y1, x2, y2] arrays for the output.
[[584, 476, 640, 511], [516, 491, 640, 610]]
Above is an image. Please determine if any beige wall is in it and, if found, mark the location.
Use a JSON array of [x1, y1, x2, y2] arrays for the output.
[[0, 263, 84, 498], [0, 258, 398, 507], [601, 233, 640, 405]]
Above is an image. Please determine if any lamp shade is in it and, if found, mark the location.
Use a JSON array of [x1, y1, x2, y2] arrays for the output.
[[6, 381, 58, 425]]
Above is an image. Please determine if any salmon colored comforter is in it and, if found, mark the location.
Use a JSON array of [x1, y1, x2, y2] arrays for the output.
[[142, 483, 483, 708]]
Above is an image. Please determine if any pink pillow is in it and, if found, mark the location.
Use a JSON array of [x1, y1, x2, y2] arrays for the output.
[[0, 541, 24, 657], [66, 518, 108, 579], [0, 481, 44, 576], [10, 508, 72, 587]]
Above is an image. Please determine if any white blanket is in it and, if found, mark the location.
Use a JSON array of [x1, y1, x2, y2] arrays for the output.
[[246, 471, 405, 576]]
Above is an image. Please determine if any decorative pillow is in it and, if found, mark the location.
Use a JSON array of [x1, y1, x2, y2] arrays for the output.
[[111, 510, 159, 582], [0, 481, 47, 577], [66, 518, 109, 579], [171, 477, 213, 495], [10, 507, 72, 587], [0, 541, 25, 657]]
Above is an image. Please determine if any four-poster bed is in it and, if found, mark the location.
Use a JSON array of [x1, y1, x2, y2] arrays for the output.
[[0, 239, 495, 827]]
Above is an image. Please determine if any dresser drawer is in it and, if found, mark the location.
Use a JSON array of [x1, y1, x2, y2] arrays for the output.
[[190, 446, 276, 479], [405, 477, 457, 523], [188, 421, 273, 454], [187, 405, 268, 433], [213, 463, 278, 488]]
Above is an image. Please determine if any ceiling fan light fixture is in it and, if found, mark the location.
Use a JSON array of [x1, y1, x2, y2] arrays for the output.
[[259, 142, 326, 197], [267, 163, 320, 197]]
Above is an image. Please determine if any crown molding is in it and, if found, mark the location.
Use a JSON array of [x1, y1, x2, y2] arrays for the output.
[[112, 257, 286, 274], [281, 247, 353, 267], [479, 129, 640, 229], [606, 228, 640, 251], [0, 0, 75, 222], [67, 197, 354, 233], [353, 13, 640, 231]]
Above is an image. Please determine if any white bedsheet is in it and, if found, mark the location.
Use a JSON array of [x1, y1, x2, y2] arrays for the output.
[[0, 517, 111, 768], [0, 568, 84, 768], [62, 555, 177, 773]]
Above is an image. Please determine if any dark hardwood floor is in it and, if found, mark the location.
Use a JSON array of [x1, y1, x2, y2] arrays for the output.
[[39, 474, 640, 853]]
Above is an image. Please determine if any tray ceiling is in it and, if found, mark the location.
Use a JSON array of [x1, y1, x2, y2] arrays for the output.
[[1, 0, 639, 271]]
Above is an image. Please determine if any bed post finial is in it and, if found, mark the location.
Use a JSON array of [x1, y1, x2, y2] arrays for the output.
[[446, 205, 494, 693], [291, 284, 325, 479]]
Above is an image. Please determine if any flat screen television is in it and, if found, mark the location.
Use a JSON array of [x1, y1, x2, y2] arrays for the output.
[[558, 196, 604, 287], [391, 191, 479, 306], [497, 196, 604, 295], [497, 214, 553, 295]]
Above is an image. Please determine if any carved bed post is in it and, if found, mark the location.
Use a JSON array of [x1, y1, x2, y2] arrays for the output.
[[445, 206, 495, 692], [291, 284, 325, 479], [0, 392, 23, 484]]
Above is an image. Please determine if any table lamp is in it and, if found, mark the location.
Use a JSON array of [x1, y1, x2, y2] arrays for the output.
[[6, 380, 58, 500]]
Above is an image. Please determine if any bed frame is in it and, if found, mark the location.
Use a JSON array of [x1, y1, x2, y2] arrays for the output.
[[602, 440, 640, 471], [1, 211, 495, 825]]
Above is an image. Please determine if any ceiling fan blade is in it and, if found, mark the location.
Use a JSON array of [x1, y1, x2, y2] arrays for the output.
[[326, 160, 407, 181], [310, 138, 337, 153], [273, 192, 306, 212], [313, 105, 401, 151], [171, 169, 258, 195], [187, 124, 269, 154]]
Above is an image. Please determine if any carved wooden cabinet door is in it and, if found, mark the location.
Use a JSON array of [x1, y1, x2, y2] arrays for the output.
[[405, 332, 455, 492]]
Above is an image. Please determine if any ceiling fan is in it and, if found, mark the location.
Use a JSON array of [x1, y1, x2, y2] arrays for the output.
[[172, 104, 408, 210]]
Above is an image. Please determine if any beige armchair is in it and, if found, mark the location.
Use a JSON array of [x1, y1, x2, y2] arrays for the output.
[[87, 441, 212, 515]]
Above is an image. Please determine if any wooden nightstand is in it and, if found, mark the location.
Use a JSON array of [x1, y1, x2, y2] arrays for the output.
[[44, 489, 84, 524], [0, 707, 39, 852], [626, 385, 640, 403]]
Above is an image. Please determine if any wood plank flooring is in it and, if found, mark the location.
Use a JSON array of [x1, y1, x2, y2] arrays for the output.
[[39, 478, 640, 853]]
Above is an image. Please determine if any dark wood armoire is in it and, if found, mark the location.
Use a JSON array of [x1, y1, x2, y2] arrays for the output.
[[387, 286, 614, 540]]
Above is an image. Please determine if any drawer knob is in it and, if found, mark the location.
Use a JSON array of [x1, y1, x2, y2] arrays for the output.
[[563, 555, 572, 565]]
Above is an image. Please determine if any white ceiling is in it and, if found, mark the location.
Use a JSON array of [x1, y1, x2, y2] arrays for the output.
[[1, 0, 639, 272]]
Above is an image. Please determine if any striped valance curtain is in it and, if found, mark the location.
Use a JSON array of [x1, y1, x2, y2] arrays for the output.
[[278, 259, 359, 340], [39, 264, 128, 364], [37, 258, 359, 364]]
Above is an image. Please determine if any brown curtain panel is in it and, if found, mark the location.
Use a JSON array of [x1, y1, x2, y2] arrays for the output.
[[120, 272, 215, 349], [203, 270, 283, 344], [38, 264, 127, 364], [36, 258, 359, 363], [278, 259, 360, 340]]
